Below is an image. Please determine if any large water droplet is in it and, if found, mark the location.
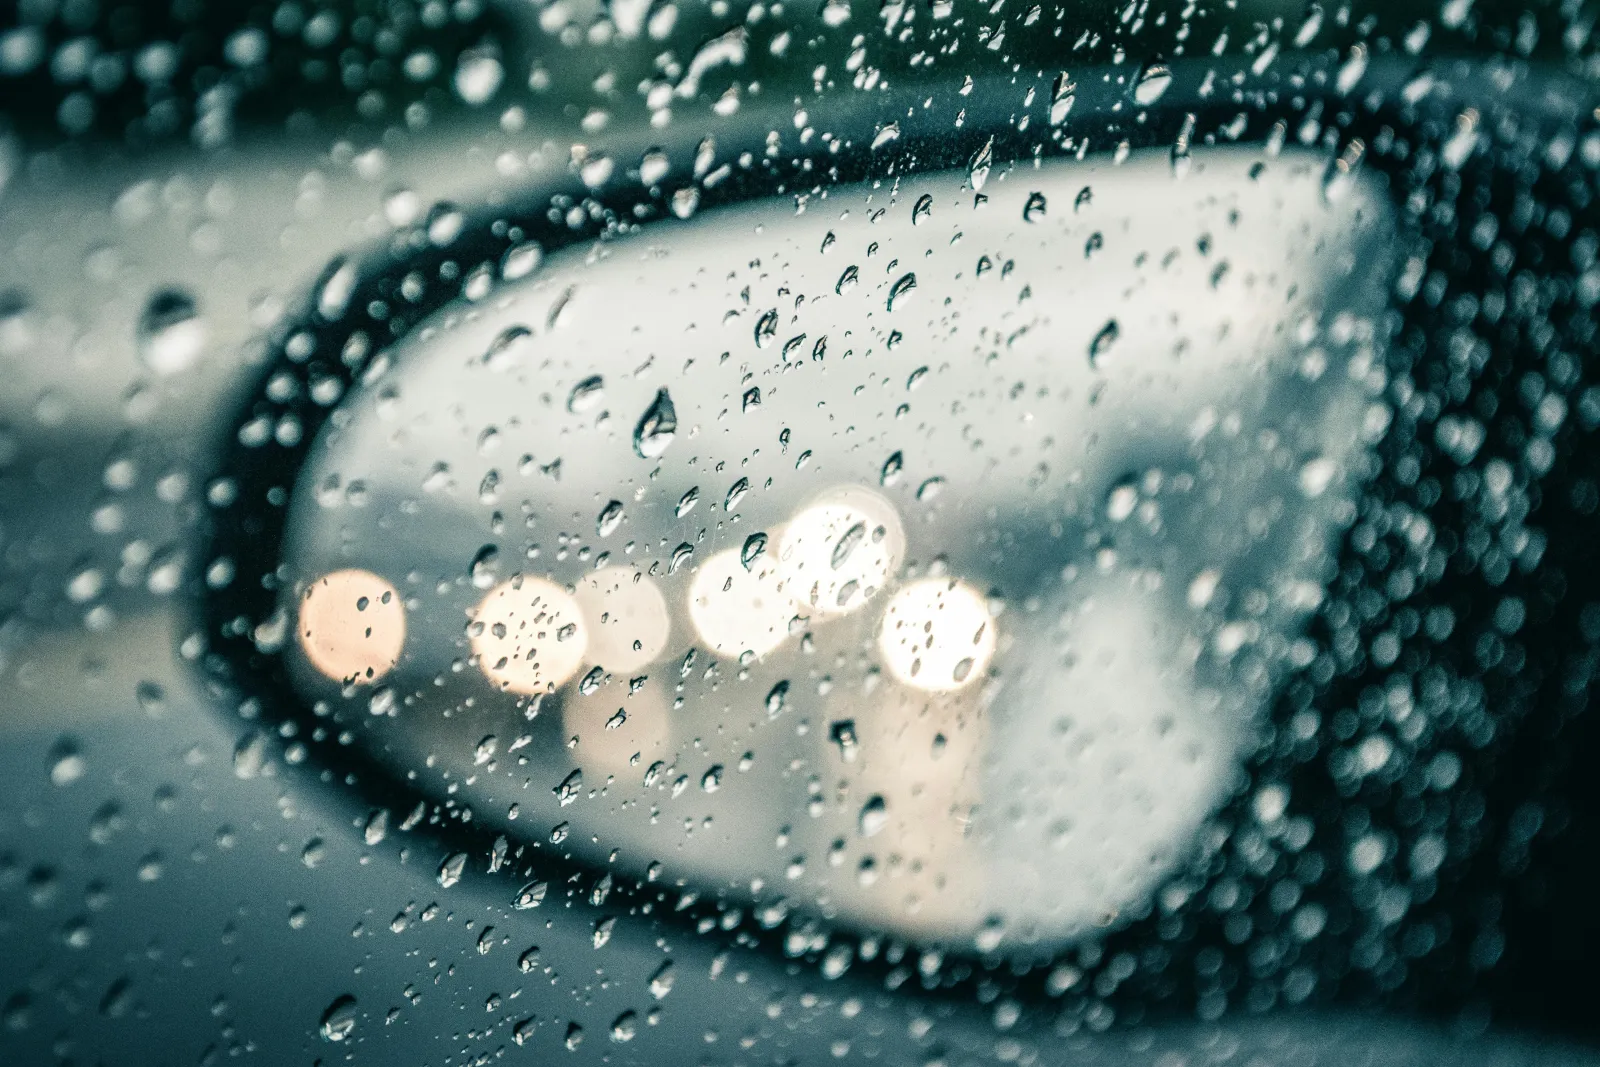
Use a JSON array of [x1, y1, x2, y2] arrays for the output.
[[1088, 319, 1120, 366], [437, 852, 467, 887], [596, 499, 625, 537], [741, 531, 768, 569], [887, 272, 917, 312], [138, 289, 205, 376], [319, 995, 358, 1042], [969, 137, 994, 191], [858, 794, 888, 837], [1132, 63, 1173, 106], [633, 388, 677, 458], [483, 325, 532, 372], [567, 374, 605, 413], [1023, 192, 1048, 223], [754, 308, 779, 347]]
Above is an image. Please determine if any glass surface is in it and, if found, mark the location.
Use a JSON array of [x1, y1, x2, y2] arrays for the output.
[[2, 1, 1599, 1063]]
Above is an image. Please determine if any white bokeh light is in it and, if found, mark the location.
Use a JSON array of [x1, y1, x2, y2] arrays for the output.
[[687, 542, 795, 659], [779, 486, 905, 618], [573, 565, 671, 673], [296, 568, 406, 685], [878, 578, 997, 692], [470, 575, 588, 694]]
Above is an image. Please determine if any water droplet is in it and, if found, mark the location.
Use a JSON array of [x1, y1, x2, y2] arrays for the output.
[[483, 325, 533, 372], [554, 768, 584, 805], [470, 544, 500, 589], [1084, 232, 1104, 258], [887, 272, 917, 312], [835, 265, 859, 295], [858, 795, 888, 837], [48, 738, 85, 786], [501, 241, 543, 280], [513, 880, 549, 909], [513, 1017, 537, 1045], [1132, 63, 1173, 105], [649, 960, 676, 999], [316, 258, 357, 321], [701, 764, 724, 792], [1105, 477, 1138, 521], [640, 149, 670, 185], [474, 735, 498, 766], [437, 852, 467, 887], [830, 521, 867, 571], [426, 202, 464, 246], [915, 476, 945, 502], [880, 451, 904, 486], [725, 477, 750, 511], [1088, 319, 1120, 366], [1022, 192, 1048, 223], [633, 389, 677, 458], [565, 1022, 585, 1050], [766, 679, 790, 718], [1075, 185, 1093, 212], [454, 49, 504, 104], [754, 308, 779, 347], [1170, 112, 1195, 180], [320, 995, 358, 1042], [819, 0, 852, 27], [567, 374, 605, 413], [871, 121, 900, 149], [301, 837, 327, 868], [596, 499, 625, 537], [579, 665, 606, 695], [138, 289, 205, 376], [830, 719, 859, 761], [362, 809, 389, 846], [232, 730, 268, 779], [968, 137, 994, 191], [741, 531, 768, 569], [742, 386, 761, 411], [610, 1010, 637, 1042], [821, 942, 853, 978], [1050, 73, 1076, 125]]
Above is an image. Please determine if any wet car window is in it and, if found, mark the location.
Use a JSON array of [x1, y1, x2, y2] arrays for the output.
[[3, 0, 1599, 1063]]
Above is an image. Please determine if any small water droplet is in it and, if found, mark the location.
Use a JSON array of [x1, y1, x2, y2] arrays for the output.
[[742, 387, 761, 411], [633, 389, 677, 459], [725, 477, 750, 511], [766, 680, 790, 718], [911, 194, 933, 225], [597, 499, 625, 537], [835, 264, 859, 295], [565, 1022, 585, 1050], [649, 959, 676, 999], [701, 764, 724, 792], [555, 768, 584, 805], [1022, 191, 1048, 223]]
